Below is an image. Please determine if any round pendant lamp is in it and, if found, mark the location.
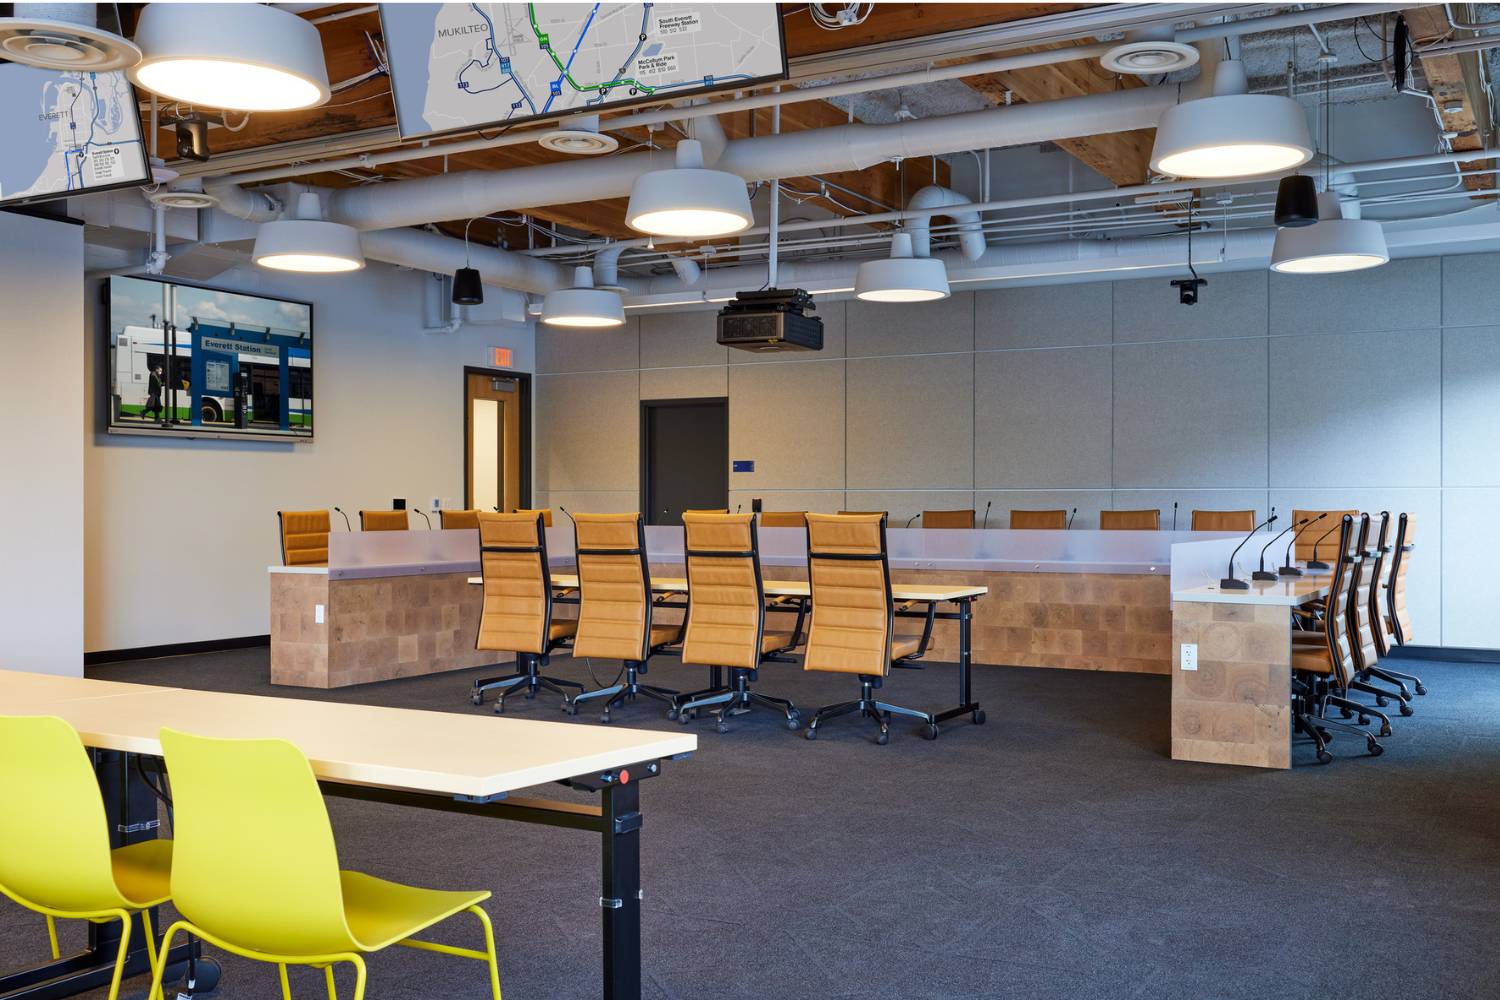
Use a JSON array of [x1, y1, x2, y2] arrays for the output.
[[855, 233, 950, 302], [1270, 192, 1388, 275], [1149, 61, 1313, 179], [626, 139, 753, 238], [129, 3, 331, 112], [1274, 174, 1320, 228], [542, 267, 625, 328], [253, 192, 363, 273]]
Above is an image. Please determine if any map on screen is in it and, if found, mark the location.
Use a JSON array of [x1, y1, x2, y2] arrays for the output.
[[0, 64, 149, 208], [381, 2, 786, 139]]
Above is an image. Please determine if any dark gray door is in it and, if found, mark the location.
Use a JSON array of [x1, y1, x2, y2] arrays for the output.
[[642, 398, 728, 526]]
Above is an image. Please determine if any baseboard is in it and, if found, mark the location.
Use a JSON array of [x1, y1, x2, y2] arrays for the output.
[[85, 634, 270, 666], [1384, 644, 1500, 664]]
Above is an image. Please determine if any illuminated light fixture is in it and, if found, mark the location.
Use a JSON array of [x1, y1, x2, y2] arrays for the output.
[[854, 233, 950, 302], [1274, 174, 1319, 228], [252, 192, 363, 273], [128, 3, 331, 112], [1149, 60, 1313, 179], [542, 267, 625, 328], [1270, 192, 1388, 275], [626, 139, 753, 238]]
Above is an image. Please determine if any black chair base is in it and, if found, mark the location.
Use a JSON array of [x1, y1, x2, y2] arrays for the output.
[[572, 662, 678, 724], [1294, 676, 1384, 762], [673, 668, 799, 733], [472, 652, 584, 712], [804, 677, 937, 745]]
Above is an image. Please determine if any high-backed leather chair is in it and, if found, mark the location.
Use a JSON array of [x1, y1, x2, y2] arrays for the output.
[[359, 509, 408, 531], [1293, 508, 1358, 562], [921, 509, 975, 529], [1289, 515, 1384, 762], [439, 509, 481, 530], [1340, 514, 1405, 725], [468, 512, 584, 713], [278, 510, 330, 566], [1357, 512, 1426, 702], [513, 508, 553, 527], [568, 513, 680, 723], [1010, 509, 1066, 530], [1387, 512, 1415, 646], [838, 510, 888, 517], [670, 512, 800, 733], [1099, 509, 1159, 531], [758, 511, 806, 528], [1190, 509, 1256, 532], [801, 514, 933, 745]]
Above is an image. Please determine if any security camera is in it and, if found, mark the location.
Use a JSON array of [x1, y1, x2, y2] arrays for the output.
[[1170, 277, 1207, 306]]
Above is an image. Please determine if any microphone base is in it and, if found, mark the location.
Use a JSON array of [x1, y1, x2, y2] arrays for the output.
[[1305, 560, 1331, 570], [1219, 577, 1250, 590], [1278, 566, 1303, 577], [1251, 570, 1279, 581]]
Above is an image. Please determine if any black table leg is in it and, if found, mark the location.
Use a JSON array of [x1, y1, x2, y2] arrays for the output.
[[600, 778, 642, 1000]]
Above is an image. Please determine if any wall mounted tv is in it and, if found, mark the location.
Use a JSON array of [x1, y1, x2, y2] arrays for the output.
[[106, 276, 314, 442]]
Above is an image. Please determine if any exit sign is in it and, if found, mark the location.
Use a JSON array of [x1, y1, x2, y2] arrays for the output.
[[490, 346, 513, 368]]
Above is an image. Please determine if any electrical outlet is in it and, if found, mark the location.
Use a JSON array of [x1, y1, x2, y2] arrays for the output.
[[315, 604, 325, 625], [1180, 643, 1197, 671]]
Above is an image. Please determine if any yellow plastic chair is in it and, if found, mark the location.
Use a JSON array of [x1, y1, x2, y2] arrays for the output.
[[0, 715, 171, 1000], [150, 728, 503, 1000]]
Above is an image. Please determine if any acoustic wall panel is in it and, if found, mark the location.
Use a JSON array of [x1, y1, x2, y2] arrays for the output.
[[975, 346, 1111, 489], [1113, 269, 1268, 343], [846, 292, 974, 357], [535, 371, 640, 492], [728, 359, 845, 489], [1440, 253, 1500, 328], [1269, 257, 1440, 336], [536, 315, 640, 373], [1440, 326, 1500, 486], [846, 353, 973, 490], [974, 282, 1111, 350], [640, 365, 728, 400], [640, 309, 728, 368]]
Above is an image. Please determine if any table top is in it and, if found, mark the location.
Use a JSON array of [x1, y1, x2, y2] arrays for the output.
[[1171, 578, 1329, 606], [0, 671, 696, 800], [468, 575, 988, 602]]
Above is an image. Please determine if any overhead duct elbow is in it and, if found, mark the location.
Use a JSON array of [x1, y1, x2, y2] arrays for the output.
[[906, 186, 985, 261], [670, 256, 702, 285], [202, 178, 281, 223], [593, 244, 625, 287], [687, 112, 728, 166]]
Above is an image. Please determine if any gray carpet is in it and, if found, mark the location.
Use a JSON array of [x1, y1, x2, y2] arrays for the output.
[[4, 649, 1499, 1000]]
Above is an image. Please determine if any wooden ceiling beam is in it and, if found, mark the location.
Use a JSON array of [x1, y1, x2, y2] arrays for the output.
[[1401, 6, 1495, 194]]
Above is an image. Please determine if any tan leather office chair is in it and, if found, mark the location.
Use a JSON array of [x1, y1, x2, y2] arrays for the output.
[[1357, 512, 1426, 702], [359, 509, 408, 531], [468, 512, 585, 713], [801, 514, 935, 745], [568, 513, 680, 723], [439, 509, 481, 530], [1388, 512, 1415, 646], [670, 512, 801, 733], [1010, 509, 1067, 530], [1189, 509, 1256, 532], [1293, 508, 1358, 563], [1099, 509, 1160, 531], [921, 509, 975, 529], [838, 510, 888, 517], [1289, 515, 1384, 762], [758, 511, 807, 528], [513, 508, 554, 527], [278, 510, 330, 566]]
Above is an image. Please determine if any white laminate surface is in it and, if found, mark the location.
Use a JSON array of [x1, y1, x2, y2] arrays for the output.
[[1172, 578, 1329, 606], [0, 672, 696, 799], [469, 575, 988, 602]]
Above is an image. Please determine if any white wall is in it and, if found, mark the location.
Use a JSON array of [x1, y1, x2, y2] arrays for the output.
[[83, 262, 535, 653], [1, 212, 85, 675]]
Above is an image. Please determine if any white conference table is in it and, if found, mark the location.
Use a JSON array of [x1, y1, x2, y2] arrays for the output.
[[0, 670, 695, 1000]]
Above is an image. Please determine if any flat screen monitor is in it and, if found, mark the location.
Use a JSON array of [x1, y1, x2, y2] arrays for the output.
[[106, 276, 315, 442], [0, 64, 149, 208], [381, 2, 787, 140]]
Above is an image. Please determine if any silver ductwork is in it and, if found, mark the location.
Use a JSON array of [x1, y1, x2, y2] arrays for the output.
[[905, 186, 985, 261], [359, 228, 573, 296]]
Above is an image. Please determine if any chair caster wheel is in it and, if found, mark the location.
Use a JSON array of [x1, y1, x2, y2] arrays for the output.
[[876, 730, 889, 746], [1379, 723, 1393, 737], [804, 727, 817, 741], [1339, 707, 1353, 719], [786, 715, 800, 730], [676, 712, 690, 725], [1399, 702, 1414, 717], [972, 709, 986, 725], [470, 692, 483, 706], [716, 721, 729, 734], [493, 703, 506, 715], [1316, 748, 1333, 764], [1375, 695, 1389, 707], [922, 723, 939, 741], [1367, 738, 1384, 757], [565, 704, 578, 716], [600, 713, 611, 725], [525, 690, 535, 700], [666, 708, 677, 720], [1358, 715, 1370, 726], [1416, 684, 1428, 696]]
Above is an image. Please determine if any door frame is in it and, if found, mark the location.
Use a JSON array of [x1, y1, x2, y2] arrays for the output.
[[462, 366, 532, 511], [639, 396, 729, 523]]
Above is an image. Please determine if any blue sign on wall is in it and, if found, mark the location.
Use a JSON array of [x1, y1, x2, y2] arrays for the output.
[[732, 460, 755, 473]]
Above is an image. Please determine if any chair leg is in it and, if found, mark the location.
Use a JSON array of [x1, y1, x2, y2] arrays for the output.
[[148, 920, 186, 1000], [468, 905, 504, 1000], [280, 963, 294, 1000], [103, 910, 131, 1000], [1326, 693, 1392, 736], [46, 915, 59, 961], [349, 955, 368, 1000], [139, 910, 159, 988], [1375, 663, 1427, 695], [324, 963, 339, 1000]]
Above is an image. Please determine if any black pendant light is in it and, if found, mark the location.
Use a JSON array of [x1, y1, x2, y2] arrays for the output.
[[1274, 174, 1319, 228], [452, 217, 484, 305]]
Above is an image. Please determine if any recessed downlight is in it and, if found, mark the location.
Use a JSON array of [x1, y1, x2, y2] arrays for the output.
[[0, 17, 141, 71]]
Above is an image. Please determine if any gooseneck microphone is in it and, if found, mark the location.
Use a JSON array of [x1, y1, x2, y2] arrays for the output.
[[558, 505, 574, 523], [904, 513, 920, 528], [1281, 512, 1327, 576], [1255, 517, 1307, 580], [1221, 513, 1278, 590], [1171, 501, 1178, 532], [333, 506, 351, 531], [1306, 520, 1340, 570], [981, 500, 992, 529], [413, 508, 432, 529], [1065, 507, 1077, 530]]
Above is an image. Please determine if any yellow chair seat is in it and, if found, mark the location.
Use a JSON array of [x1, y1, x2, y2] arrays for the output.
[[111, 840, 173, 909], [340, 871, 491, 952], [548, 620, 578, 642], [892, 636, 923, 660]]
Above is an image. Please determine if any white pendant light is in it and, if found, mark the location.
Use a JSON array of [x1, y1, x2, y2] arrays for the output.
[[626, 139, 753, 238], [542, 267, 625, 328], [855, 233, 950, 302], [253, 192, 363, 273], [129, 3, 330, 112], [1149, 60, 1313, 179], [1270, 192, 1388, 274]]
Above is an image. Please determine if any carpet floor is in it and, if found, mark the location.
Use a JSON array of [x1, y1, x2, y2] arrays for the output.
[[3, 649, 1498, 1000]]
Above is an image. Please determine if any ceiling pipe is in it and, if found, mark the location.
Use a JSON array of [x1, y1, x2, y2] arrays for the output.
[[905, 186, 986, 261], [358, 228, 574, 296], [592, 244, 625, 287], [670, 256, 703, 285]]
